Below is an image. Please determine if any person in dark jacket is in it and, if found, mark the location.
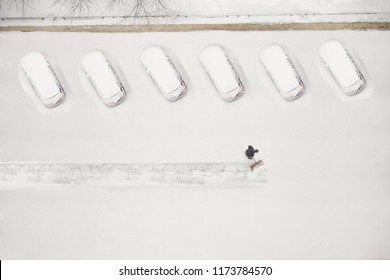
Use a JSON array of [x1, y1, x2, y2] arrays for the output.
[[245, 145, 258, 159]]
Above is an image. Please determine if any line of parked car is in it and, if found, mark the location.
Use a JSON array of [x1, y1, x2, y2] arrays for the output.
[[19, 40, 366, 108]]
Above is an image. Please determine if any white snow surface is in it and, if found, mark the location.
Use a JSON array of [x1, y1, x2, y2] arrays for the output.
[[319, 40, 363, 90], [1, 0, 390, 24], [140, 45, 182, 95], [0, 30, 390, 259], [0, 162, 267, 188], [1, 0, 390, 17], [81, 50, 122, 100], [20, 51, 60, 99], [260, 44, 301, 93], [200, 45, 240, 94]]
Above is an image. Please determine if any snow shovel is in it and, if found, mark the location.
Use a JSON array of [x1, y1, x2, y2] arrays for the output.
[[250, 158, 264, 172]]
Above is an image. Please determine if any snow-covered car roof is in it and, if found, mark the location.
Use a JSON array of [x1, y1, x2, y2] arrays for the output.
[[260, 44, 304, 101], [200, 45, 244, 101], [81, 50, 126, 106], [319, 40, 365, 95], [20, 51, 65, 107], [140, 45, 186, 101]]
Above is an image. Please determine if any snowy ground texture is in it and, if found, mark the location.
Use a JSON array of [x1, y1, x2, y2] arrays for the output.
[[1, 0, 390, 25], [0, 163, 267, 188], [0, 30, 390, 259]]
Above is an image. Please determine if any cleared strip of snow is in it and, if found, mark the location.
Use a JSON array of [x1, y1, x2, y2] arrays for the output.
[[0, 162, 267, 188]]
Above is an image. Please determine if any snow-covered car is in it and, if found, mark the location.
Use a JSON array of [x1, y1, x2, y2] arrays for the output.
[[260, 44, 304, 101], [140, 46, 186, 101], [20, 51, 65, 108], [199, 45, 244, 101], [319, 40, 365, 95], [81, 50, 126, 106]]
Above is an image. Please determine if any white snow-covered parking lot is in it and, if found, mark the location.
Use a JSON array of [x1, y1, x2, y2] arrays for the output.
[[0, 30, 390, 259]]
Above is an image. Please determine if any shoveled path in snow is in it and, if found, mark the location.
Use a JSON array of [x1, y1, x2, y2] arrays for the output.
[[0, 162, 267, 188]]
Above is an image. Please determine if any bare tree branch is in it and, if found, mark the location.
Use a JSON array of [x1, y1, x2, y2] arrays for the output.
[[106, 0, 172, 24], [1, 0, 172, 23], [104, 0, 128, 11], [51, 0, 97, 16], [0, 0, 34, 16]]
